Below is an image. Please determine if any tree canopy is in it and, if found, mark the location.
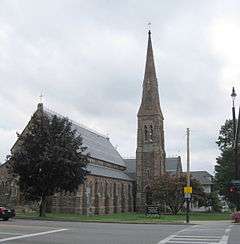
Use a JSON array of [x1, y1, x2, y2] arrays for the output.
[[150, 173, 206, 215], [8, 110, 89, 216], [214, 119, 240, 210]]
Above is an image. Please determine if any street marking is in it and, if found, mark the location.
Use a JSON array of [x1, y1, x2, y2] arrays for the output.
[[0, 228, 68, 242], [157, 224, 233, 244], [174, 236, 219, 240], [157, 225, 195, 244], [176, 235, 220, 239], [167, 241, 216, 244], [219, 226, 232, 244]]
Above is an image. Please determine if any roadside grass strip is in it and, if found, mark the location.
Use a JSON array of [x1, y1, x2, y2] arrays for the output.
[[157, 224, 233, 244], [0, 228, 68, 242]]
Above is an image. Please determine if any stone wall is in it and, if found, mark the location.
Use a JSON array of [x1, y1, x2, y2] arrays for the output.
[[0, 163, 134, 215], [0, 162, 20, 208], [51, 175, 134, 215]]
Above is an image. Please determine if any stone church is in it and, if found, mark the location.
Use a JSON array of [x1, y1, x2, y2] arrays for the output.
[[0, 31, 182, 214]]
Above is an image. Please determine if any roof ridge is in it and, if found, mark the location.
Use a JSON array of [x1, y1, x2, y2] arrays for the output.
[[44, 107, 109, 140], [88, 163, 121, 172], [190, 170, 208, 172]]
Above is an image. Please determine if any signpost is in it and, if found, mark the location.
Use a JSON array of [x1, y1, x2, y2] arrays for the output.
[[186, 128, 191, 223]]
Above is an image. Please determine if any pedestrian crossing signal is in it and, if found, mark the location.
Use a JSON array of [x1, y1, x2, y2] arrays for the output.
[[229, 186, 236, 193]]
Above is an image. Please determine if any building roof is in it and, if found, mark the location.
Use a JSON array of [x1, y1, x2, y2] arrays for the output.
[[124, 159, 136, 173], [190, 171, 213, 185], [124, 157, 182, 178], [44, 108, 126, 168], [165, 157, 182, 172], [87, 164, 133, 181]]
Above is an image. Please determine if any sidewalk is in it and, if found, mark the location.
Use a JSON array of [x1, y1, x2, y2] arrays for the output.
[[190, 220, 232, 225]]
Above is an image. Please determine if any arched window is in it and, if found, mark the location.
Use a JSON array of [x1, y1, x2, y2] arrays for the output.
[[121, 183, 125, 212], [94, 181, 99, 215], [145, 186, 152, 205], [113, 182, 118, 213], [94, 181, 98, 194], [150, 125, 153, 141], [105, 182, 108, 194], [144, 125, 148, 141], [145, 168, 150, 179], [0, 181, 4, 194]]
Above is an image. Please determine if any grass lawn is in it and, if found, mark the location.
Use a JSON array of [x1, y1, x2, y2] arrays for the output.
[[16, 211, 231, 224]]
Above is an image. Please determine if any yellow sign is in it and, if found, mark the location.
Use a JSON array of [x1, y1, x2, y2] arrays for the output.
[[184, 186, 192, 194]]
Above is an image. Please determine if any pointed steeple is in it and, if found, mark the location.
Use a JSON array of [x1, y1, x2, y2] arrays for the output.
[[138, 30, 163, 118], [144, 30, 157, 82], [136, 30, 166, 212]]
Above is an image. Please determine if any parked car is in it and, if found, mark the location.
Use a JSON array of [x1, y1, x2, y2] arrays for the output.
[[0, 207, 15, 221]]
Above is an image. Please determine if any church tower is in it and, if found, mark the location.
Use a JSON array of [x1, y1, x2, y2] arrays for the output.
[[136, 30, 166, 211]]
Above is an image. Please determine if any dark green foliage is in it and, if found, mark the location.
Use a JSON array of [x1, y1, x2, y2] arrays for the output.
[[216, 119, 234, 151], [205, 192, 222, 212], [215, 119, 240, 210], [8, 111, 89, 216], [151, 173, 207, 215]]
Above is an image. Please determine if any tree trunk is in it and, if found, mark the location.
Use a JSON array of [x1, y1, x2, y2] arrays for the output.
[[39, 195, 47, 217]]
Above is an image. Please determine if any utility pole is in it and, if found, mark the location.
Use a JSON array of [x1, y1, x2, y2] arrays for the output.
[[187, 128, 190, 188], [186, 128, 190, 223]]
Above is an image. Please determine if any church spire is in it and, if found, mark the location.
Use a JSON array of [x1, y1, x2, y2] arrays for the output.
[[144, 30, 157, 82], [136, 30, 166, 212], [138, 30, 163, 118]]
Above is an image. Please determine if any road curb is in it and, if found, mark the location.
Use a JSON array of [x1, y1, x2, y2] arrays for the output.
[[15, 216, 194, 225]]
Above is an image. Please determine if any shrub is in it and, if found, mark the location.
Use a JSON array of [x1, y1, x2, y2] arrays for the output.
[[231, 212, 240, 223]]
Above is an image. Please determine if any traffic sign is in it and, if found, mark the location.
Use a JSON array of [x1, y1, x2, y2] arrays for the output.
[[184, 186, 192, 194]]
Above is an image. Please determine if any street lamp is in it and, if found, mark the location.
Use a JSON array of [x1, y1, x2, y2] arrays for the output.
[[231, 87, 237, 140], [231, 87, 237, 105], [229, 87, 240, 211], [231, 87, 240, 180]]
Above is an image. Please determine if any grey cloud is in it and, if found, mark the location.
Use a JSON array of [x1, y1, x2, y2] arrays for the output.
[[1, 0, 238, 174]]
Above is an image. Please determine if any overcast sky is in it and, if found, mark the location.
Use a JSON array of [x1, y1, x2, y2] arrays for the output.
[[1, 0, 240, 174]]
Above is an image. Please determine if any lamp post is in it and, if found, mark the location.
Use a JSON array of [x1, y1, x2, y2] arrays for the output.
[[231, 87, 237, 142], [231, 87, 240, 180]]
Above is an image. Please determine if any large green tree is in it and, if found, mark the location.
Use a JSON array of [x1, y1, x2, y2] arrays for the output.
[[215, 119, 240, 210], [8, 111, 89, 216], [150, 173, 206, 215]]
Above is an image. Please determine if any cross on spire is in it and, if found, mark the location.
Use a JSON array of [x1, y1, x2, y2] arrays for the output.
[[39, 92, 44, 104], [148, 22, 151, 34]]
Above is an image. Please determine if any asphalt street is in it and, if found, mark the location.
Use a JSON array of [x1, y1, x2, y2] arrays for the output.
[[0, 219, 239, 244]]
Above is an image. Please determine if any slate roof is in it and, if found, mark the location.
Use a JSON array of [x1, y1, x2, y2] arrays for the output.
[[124, 159, 136, 173], [44, 108, 126, 168], [190, 171, 213, 185], [124, 157, 182, 179], [165, 157, 182, 172], [87, 164, 133, 181]]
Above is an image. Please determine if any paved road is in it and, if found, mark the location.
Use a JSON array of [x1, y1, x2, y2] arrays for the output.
[[0, 219, 238, 244]]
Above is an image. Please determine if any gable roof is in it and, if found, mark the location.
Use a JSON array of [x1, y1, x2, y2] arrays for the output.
[[124, 159, 136, 173], [190, 171, 213, 185], [124, 156, 182, 178], [165, 157, 182, 172], [44, 108, 126, 168]]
